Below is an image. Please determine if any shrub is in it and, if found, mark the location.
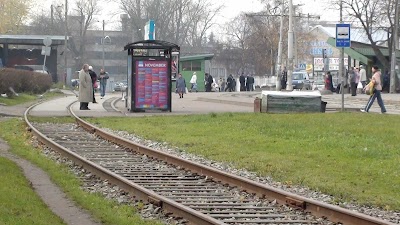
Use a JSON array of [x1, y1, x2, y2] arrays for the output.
[[0, 68, 52, 95]]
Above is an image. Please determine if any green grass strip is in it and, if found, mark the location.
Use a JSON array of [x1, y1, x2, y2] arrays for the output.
[[0, 157, 65, 225], [88, 112, 400, 211], [0, 119, 163, 225]]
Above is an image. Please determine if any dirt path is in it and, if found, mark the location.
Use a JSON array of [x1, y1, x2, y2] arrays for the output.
[[0, 137, 102, 225]]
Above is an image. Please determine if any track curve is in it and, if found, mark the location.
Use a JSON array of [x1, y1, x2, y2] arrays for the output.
[[23, 101, 397, 225]]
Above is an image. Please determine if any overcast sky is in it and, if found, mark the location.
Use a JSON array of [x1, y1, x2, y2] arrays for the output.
[[34, 0, 337, 31]]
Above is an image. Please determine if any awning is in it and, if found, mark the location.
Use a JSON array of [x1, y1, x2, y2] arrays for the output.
[[326, 37, 370, 64]]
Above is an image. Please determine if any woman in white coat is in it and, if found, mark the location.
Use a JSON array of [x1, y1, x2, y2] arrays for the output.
[[78, 64, 93, 110], [189, 72, 197, 92]]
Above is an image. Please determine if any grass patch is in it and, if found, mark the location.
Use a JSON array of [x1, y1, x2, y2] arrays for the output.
[[0, 157, 65, 225], [0, 92, 64, 106], [0, 119, 163, 225], [88, 113, 400, 211], [0, 94, 36, 106]]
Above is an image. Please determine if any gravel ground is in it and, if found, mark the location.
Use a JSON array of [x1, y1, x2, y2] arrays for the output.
[[101, 127, 400, 224]]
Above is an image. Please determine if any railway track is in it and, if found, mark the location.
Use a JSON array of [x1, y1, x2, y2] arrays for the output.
[[24, 102, 397, 225]]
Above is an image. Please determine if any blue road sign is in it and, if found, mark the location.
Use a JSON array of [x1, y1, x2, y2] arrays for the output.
[[298, 63, 306, 70], [336, 24, 351, 48]]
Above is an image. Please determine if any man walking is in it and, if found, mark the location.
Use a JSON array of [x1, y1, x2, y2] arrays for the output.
[[78, 64, 92, 110], [99, 68, 109, 99], [189, 72, 197, 92]]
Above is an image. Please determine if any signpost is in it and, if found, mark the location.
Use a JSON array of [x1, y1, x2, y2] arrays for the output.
[[336, 20, 350, 111], [335, 24, 351, 48]]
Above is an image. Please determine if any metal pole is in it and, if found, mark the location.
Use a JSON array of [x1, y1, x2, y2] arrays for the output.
[[390, 0, 399, 93], [275, 0, 284, 91], [340, 0, 345, 111], [64, 0, 68, 84], [102, 20, 105, 70], [286, 0, 294, 91], [51, 5, 54, 31]]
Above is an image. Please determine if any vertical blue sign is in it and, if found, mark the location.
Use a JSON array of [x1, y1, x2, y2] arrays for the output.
[[144, 20, 155, 40], [336, 24, 351, 48]]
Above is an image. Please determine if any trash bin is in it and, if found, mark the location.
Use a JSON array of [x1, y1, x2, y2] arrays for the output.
[[321, 101, 327, 113]]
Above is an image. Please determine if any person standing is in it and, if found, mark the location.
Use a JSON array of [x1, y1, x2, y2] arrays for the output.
[[176, 73, 186, 98], [189, 72, 197, 92], [239, 73, 246, 91], [361, 65, 387, 113], [205, 73, 213, 92], [281, 67, 287, 90], [359, 65, 367, 91], [78, 64, 92, 110], [349, 67, 357, 96], [220, 78, 226, 92], [225, 74, 233, 92], [248, 75, 255, 91], [99, 68, 109, 99], [88, 66, 98, 103]]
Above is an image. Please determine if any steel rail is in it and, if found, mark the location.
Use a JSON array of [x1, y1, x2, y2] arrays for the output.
[[69, 104, 396, 225], [24, 102, 226, 225], [25, 101, 397, 225]]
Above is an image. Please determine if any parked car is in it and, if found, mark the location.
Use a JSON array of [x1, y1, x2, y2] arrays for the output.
[[312, 79, 325, 91], [292, 72, 311, 90], [14, 65, 50, 75], [114, 81, 127, 91]]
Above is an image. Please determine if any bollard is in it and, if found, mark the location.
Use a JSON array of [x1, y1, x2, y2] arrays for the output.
[[254, 97, 261, 113]]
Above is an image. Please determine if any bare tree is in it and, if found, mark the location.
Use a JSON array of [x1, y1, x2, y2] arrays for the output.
[[117, 0, 223, 50], [28, 0, 101, 69], [216, 0, 314, 76], [68, 0, 101, 67], [332, 0, 394, 70]]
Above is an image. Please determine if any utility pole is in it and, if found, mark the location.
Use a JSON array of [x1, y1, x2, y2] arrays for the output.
[[51, 5, 54, 31], [390, 0, 399, 93], [102, 20, 105, 70], [276, 0, 284, 91], [340, 0, 345, 111], [64, 0, 68, 84], [286, 0, 294, 91]]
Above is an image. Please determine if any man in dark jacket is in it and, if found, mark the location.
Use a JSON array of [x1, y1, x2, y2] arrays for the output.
[[239, 73, 245, 91], [281, 67, 287, 90], [225, 74, 234, 92], [205, 73, 213, 92], [88, 66, 98, 103]]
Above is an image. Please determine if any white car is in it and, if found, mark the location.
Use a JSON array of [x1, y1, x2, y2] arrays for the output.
[[312, 80, 325, 91]]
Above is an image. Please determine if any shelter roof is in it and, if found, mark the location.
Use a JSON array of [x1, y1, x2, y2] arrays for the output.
[[180, 54, 214, 62], [0, 35, 67, 46]]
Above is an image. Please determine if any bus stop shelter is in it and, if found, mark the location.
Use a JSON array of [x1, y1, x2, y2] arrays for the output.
[[124, 40, 180, 112]]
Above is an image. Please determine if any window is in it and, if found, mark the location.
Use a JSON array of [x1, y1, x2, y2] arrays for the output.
[[182, 61, 191, 71], [181, 61, 202, 71], [191, 61, 201, 71]]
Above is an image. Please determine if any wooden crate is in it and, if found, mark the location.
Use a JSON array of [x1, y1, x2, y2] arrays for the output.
[[261, 91, 322, 113]]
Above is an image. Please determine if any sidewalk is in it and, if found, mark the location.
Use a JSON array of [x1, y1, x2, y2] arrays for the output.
[[1, 90, 399, 117]]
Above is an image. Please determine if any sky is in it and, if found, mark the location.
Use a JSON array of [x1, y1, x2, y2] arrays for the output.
[[33, 0, 337, 31]]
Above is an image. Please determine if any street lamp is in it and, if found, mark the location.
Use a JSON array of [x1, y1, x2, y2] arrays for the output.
[[102, 20, 105, 70], [286, 0, 294, 91], [275, 0, 284, 91], [390, 0, 399, 93], [64, 0, 68, 84]]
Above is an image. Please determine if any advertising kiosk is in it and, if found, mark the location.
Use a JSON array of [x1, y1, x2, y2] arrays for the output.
[[124, 40, 180, 112]]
